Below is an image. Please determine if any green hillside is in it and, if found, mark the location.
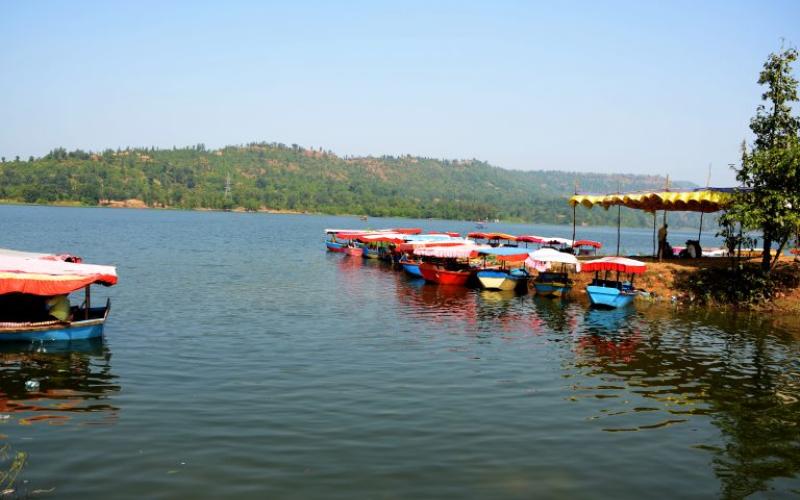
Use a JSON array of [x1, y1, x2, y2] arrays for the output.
[[0, 142, 705, 228]]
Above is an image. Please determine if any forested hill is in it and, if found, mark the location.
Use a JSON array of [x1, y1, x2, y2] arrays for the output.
[[0, 142, 703, 228]]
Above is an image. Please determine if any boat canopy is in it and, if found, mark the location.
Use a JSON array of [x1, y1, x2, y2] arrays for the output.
[[468, 232, 517, 241], [569, 188, 741, 213], [573, 239, 602, 248], [581, 257, 647, 274], [475, 247, 530, 262], [0, 252, 118, 296], [526, 248, 581, 271], [427, 231, 461, 237], [414, 244, 487, 259]]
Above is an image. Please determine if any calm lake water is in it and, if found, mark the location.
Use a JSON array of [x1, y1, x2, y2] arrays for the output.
[[0, 205, 798, 499]]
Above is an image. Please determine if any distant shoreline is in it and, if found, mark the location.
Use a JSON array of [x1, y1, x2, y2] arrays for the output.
[[0, 198, 716, 233]]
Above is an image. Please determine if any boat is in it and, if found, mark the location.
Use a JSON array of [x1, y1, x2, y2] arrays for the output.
[[0, 249, 118, 342], [572, 239, 602, 256], [344, 244, 363, 257], [414, 243, 486, 286], [395, 236, 469, 278], [581, 257, 647, 308], [475, 247, 531, 291], [526, 248, 580, 297], [399, 255, 423, 277]]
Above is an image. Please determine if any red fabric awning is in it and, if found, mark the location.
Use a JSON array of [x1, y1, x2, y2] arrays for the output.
[[0, 254, 118, 296], [573, 239, 602, 248], [581, 257, 646, 274]]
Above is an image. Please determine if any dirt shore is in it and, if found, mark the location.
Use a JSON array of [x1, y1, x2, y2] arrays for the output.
[[576, 255, 800, 313]]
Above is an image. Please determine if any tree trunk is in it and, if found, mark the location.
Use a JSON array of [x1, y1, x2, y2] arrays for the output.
[[771, 235, 789, 270], [762, 235, 772, 272]]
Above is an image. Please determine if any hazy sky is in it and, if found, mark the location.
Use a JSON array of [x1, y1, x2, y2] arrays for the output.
[[2, 1, 799, 185]]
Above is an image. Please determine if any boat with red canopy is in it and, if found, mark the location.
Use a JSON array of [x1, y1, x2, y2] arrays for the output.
[[573, 239, 602, 255], [581, 257, 646, 308], [414, 244, 486, 286], [0, 249, 118, 341]]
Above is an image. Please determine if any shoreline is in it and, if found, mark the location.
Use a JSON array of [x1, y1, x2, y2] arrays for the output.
[[0, 199, 717, 232]]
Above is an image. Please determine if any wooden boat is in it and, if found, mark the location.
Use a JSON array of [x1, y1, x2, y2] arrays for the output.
[[326, 240, 346, 252], [533, 271, 574, 297], [399, 255, 423, 278], [419, 262, 474, 286], [581, 257, 646, 309], [344, 245, 363, 257], [413, 244, 486, 286], [0, 249, 118, 342], [526, 248, 580, 297], [474, 247, 531, 291], [572, 239, 602, 256]]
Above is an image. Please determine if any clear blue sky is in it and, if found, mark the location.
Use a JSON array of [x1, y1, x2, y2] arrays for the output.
[[1, 0, 798, 185]]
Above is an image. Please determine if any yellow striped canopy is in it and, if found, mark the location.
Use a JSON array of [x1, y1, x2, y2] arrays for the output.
[[568, 189, 735, 213]]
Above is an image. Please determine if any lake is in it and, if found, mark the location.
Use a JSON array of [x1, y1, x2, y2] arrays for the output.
[[0, 205, 798, 499]]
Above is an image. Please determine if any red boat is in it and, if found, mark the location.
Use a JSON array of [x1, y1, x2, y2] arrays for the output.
[[345, 246, 364, 257], [419, 262, 473, 286]]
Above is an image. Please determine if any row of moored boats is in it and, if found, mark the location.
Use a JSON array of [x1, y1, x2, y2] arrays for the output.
[[326, 228, 648, 309]]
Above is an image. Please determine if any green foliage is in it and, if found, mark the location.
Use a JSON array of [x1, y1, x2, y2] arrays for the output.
[[0, 143, 705, 227], [721, 48, 800, 271], [677, 264, 800, 306]]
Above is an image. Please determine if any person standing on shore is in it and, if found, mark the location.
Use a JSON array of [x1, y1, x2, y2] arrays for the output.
[[658, 223, 669, 260]]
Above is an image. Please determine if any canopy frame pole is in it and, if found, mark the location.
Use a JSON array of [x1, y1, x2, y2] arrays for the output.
[[616, 205, 621, 257], [571, 179, 578, 255], [653, 212, 657, 258], [571, 204, 577, 254], [84, 286, 91, 320], [698, 165, 711, 242]]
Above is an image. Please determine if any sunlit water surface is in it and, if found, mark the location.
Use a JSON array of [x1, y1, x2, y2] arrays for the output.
[[0, 206, 798, 499]]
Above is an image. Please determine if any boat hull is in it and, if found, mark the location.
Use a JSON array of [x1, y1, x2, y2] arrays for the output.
[[477, 270, 527, 291], [419, 263, 472, 286], [0, 304, 110, 342], [345, 246, 364, 257], [533, 281, 573, 297], [362, 247, 381, 259], [326, 241, 346, 253], [586, 285, 636, 308], [402, 262, 423, 278]]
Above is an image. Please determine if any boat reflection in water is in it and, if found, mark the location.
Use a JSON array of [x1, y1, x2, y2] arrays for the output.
[[0, 338, 120, 424], [0, 338, 120, 494], [569, 307, 800, 498]]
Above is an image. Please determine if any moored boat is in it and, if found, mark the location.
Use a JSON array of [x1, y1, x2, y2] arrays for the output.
[[0, 249, 118, 342], [414, 243, 486, 286], [526, 248, 580, 297], [581, 257, 646, 308], [475, 247, 531, 291]]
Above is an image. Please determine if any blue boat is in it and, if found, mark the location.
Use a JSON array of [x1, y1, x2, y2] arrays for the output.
[[325, 241, 345, 252], [586, 284, 637, 308], [581, 257, 647, 309], [533, 271, 574, 297], [474, 247, 532, 291], [0, 249, 118, 343], [0, 301, 111, 342]]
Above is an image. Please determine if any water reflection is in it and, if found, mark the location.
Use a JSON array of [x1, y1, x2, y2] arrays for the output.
[[0, 339, 119, 425], [569, 307, 800, 497]]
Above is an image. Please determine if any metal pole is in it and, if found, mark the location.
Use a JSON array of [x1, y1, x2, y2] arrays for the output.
[[698, 211, 704, 241], [616, 205, 621, 256], [571, 204, 577, 252], [653, 212, 657, 258], [84, 286, 91, 320]]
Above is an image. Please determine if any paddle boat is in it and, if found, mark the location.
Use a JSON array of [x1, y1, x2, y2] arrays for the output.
[[0, 249, 118, 342], [572, 239, 602, 256], [581, 257, 647, 309], [526, 248, 580, 297], [475, 247, 531, 291], [415, 243, 486, 286], [394, 236, 469, 277]]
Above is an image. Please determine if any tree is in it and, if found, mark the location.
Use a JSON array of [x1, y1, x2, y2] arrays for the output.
[[722, 47, 800, 272]]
